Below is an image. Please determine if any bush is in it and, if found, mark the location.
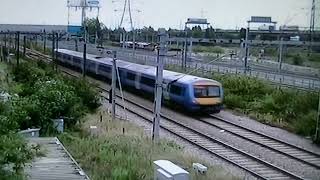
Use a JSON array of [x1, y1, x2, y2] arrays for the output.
[[193, 46, 225, 54], [214, 74, 271, 101], [308, 54, 320, 62], [292, 54, 303, 65], [0, 115, 33, 177], [211, 74, 318, 138], [292, 111, 317, 136], [64, 78, 100, 111]]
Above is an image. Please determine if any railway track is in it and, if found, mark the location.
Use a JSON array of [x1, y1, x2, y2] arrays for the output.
[[24, 48, 307, 179], [196, 115, 320, 169], [97, 87, 304, 180]]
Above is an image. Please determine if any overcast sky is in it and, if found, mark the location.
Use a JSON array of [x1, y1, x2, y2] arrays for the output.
[[0, 0, 312, 30]]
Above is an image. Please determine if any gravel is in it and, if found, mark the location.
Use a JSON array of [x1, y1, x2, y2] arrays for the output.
[[217, 110, 320, 155], [101, 88, 320, 179]]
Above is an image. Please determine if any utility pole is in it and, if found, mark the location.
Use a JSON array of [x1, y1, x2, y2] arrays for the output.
[[316, 91, 320, 142], [43, 31, 47, 53], [83, 43, 87, 77], [52, 32, 56, 68], [23, 36, 26, 57], [132, 30, 136, 58], [55, 33, 59, 50], [309, 0, 316, 55], [152, 29, 168, 141], [278, 37, 283, 74], [4, 33, 7, 48], [111, 51, 117, 121], [55, 33, 59, 70], [183, 24, 188, 72], [244, 27, 250, 73], [278, 37, 283, 87], [75, 38, 79, 51], [16, 32, 20, 66]]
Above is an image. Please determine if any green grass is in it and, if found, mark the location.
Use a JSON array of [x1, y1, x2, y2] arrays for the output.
[[193, 45, 225, 54], [0, 62, 10, 91], [59, 109, 240, 180]]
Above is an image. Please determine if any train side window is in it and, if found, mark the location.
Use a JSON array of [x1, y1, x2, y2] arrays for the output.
[[99, 65, 111, 73], [74, 57, 81, 64], [141, 77, 155, 87], [127, 72, 136, 81], [170, 85, 184, 95]]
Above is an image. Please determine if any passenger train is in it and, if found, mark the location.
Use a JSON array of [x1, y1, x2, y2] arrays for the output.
[[56, 49, 224, 113]]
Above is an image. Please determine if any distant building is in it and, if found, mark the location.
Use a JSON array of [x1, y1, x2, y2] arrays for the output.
[[0, 24, 67, 33]]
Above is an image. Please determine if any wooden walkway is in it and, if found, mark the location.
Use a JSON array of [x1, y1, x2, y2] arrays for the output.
[[25, 137, 89, 180]]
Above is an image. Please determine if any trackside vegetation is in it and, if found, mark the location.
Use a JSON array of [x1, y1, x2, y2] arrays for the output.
[[59, 110, 239, 180], [1, 59, 239, 179], [0, 59, 100, 179], [166, 65, 319, 142]]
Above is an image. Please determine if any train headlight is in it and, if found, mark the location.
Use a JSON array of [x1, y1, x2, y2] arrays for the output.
[[192, 99, 198, 104]]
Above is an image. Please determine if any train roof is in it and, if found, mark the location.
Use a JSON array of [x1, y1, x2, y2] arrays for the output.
[[56, 49, 221, 86]]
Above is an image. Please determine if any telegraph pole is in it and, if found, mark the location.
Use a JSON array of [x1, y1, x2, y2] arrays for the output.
[[43, 31, 47, 53], [316, 92, 320, 143], [4, 33, 6, 48], [83, 43, 87, 77], [23, 36, 26, 57], [183, 23, 188, 72], [278, 37, 283, 73], [152, 29, 168, 141], [132, 30, 136, 58], [244, 28, 249, 73], [16, 32, 20, 66], [309, 0, 316, 55], [111, 51, 117, 121], [52, 32, 56, 69]]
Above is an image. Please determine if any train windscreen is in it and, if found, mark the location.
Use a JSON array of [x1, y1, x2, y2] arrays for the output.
[[194, 85, 220, 98]]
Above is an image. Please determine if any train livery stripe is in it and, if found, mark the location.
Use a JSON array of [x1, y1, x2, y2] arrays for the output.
[[195, 98, 222, 105], [193, 81, 219, 86]]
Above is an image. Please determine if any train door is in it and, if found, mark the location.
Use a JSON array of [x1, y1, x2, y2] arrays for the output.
[[163, 82, 170, 101], [135, 72, 141, 89]]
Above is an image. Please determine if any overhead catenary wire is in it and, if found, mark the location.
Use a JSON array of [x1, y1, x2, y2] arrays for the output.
[[168, 54, 228, 85]]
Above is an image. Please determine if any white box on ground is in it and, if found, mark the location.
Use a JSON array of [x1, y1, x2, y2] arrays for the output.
[[156, 169, 173, 180], [154, 160, 189, 180], [52, 119, 64, 133], [192, 163, 207, 174]]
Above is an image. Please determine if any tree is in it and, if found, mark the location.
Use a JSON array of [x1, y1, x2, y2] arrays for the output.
[[192, 26, 204, 38], [205, 26, 215, 39], [84, 18, 106, 44]]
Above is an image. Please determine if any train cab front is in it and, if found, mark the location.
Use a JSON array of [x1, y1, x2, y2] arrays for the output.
[[189, 81, 223, 114]]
